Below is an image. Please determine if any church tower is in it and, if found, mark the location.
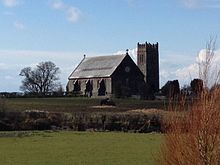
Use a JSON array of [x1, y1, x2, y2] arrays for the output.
[[137, 42, 159, 92]]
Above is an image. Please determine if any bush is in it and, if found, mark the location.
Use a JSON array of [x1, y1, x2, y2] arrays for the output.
[[0, 109, 164, 132], [158, 88, 220, 165]]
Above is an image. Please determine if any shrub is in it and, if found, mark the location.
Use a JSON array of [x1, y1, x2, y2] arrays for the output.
[[158, 87, 220, 165]]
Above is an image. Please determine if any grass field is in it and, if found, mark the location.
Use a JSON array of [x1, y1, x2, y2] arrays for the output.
[[5, 97, 166, 113], [0, 131, 162, 165]]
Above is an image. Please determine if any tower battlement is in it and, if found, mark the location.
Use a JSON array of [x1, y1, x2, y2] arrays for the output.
[[137, 42, 158, 49]]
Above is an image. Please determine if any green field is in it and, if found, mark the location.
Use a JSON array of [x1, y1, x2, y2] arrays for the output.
[[0, 131, 162, 165], [5, 97, 165, 112]]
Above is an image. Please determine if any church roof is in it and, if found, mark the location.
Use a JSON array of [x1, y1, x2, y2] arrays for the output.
[[68, 54, 127, 79]]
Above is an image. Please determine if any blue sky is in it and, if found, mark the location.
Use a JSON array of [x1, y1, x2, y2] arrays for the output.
[[0, 0, 220, 92]]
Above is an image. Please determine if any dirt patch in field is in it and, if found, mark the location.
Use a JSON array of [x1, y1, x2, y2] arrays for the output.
[[129, 108, 165, 114]]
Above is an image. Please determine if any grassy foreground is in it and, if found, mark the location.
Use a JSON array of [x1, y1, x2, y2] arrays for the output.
[[0, 131, 162, 165]]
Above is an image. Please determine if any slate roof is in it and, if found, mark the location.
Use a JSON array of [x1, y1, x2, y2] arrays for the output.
[[69, 54, 127, 79]]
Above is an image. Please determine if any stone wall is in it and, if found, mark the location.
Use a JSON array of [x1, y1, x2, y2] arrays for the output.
[[67, 77, 112, 97]]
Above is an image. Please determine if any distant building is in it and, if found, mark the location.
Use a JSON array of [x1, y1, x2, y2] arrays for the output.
[[67, 53, 145, 97], [67, 42, 160, 98]]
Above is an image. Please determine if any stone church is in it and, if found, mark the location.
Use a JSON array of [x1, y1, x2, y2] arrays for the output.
[[67, 42, 159, 97]]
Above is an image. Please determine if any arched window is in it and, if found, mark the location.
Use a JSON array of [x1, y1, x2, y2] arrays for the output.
[[98, 79, 106, 96], [73, 79, 81, 92], [85, 79, 93, 97]]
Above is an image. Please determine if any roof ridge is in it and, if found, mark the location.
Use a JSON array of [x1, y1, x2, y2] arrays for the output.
[[85, 54, 126, 59]]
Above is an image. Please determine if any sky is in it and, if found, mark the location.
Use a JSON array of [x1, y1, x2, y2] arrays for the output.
[[0, 0, 220, 92]]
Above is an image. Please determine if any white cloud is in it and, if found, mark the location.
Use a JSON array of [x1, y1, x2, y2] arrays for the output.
[[114, 48, 137, 62], [50, 0, 64, 9], [158, 49, 220, 87], [67, 6, 81, 23], [175, 49, 220, 86], [182, 0, 199, 8], [14, 21, 25, 30], [50, 0, 82, 23], [181, 0, 220, 9], [2, 0, 20, 7], [160, 69, 174, 83], [196, 49, 207, 62], [159, 51, 195, 86], [125, 0, 137, 6], [175, 63, 199, 84]]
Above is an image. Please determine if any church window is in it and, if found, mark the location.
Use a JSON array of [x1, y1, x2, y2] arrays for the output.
[[98, 79, 106, 96], [140, 54, 144, 63], [73, 79, 81, 92]]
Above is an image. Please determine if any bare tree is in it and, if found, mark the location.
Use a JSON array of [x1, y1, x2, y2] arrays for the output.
[[198, 36, 219, 88], [19, 61, 61, 95]]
